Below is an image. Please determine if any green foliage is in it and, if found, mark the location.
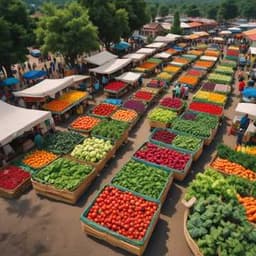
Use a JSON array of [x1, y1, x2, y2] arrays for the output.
[[35, 2, 99, 65], [170, 11, 182, 35], [159, 4, 169, 17], [186, 4, 201, 17], [148, 3, 158, 21], [0, 0, 32, 75]]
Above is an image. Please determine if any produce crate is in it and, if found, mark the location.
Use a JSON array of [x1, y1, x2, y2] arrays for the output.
[[111, 163, 174, 204], [149, 128, 204, 161], [104, 84, 128, 98], [31, 160, 97, 204], [110, 108, 139, 127], [158, 101, 186, 115], [80, 185, 161, 256], [68, 144, 116, 174], [132, 143, 193, 181], [184, 207, 203, 256], [0, 167, 31, 198], [148, 120, 170, 129]]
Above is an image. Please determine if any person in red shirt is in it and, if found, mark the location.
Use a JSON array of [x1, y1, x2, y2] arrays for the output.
[[238, 79, 246, 93]]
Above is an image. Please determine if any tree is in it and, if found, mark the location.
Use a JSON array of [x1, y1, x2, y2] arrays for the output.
[[80, 0, 129, 48], [186, 5, 201, 17], [0, 0, 31, 76], [148, 4, 158, 21], [159, 4, 169, 17], [242, 0, 256, 20], [217, 0, 238, 21], [36, 2, 99, 66], [171, 11, 182, 35], [206, 5, 218, 19]]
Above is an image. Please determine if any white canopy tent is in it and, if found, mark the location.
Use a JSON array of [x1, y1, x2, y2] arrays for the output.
[[145, 42, 167, 49], [154, 36, 175, 43], [123, 53, 146, 62], [86, 51, 118, 66], [219, 30, 232, 35], [13, 77, 74, 98], [89, 58, 132, 75], [136, 48, 156, 56], [0, 101, 52, 146], [166, 33, 182, 40], [115, 72, 142, 84], [250, 47, 256, 55], [70, 75, 90, 83], [200, 56, 218, 62], [154, 52, 172, 59], [213, 37, 224, 42], [235, 103, 256, 119]]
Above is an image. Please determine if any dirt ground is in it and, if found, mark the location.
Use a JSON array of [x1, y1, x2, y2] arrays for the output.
[[0, 72, 240, 256]]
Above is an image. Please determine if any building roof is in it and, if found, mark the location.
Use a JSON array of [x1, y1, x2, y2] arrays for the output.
[[188, 22, 202, 28], [143, 23, 163, 30]]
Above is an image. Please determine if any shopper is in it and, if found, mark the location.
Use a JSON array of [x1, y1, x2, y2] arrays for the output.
[[236, 128, 245, 146], [240, 114, 250, 130]]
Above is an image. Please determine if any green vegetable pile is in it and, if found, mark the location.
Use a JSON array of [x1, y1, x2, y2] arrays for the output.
[[148, 107, 177, 123], [33, 158, 93, 191], [112, 160, 170, 200], [171, 119, 212, 138], [91, 120, 129, 141], [43, 131, 84, 154], [71, 137, 113, 163], [172, 135, 202, 152], [217, 144, 256, 172], [185, 168, 256, 256]]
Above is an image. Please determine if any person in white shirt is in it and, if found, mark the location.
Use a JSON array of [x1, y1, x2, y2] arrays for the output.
[[18, 97, 26, 108]]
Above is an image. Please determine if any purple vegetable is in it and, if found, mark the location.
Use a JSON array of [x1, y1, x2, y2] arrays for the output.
[[147, 79, 165, 88], [123, 100, 146, 114], [182, 111, 197, 120], [201, 82, 215, 91]]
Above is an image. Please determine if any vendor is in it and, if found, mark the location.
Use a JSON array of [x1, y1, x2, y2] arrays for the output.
[[34, 131, 44, 149], [240, 114, 250, 130]]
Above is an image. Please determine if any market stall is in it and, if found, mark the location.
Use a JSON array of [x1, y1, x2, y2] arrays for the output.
[[86, 51, 118, 66], [122, 53, 146, 65], [136, 48, 156, 56]]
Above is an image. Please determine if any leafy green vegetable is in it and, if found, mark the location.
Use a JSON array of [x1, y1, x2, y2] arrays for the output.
[[112, 160, 170, 199], [43, 131, 84, 154], [172, 135, 202, 151], [33, 158, 93, 191], [148, 107, 177, 123]]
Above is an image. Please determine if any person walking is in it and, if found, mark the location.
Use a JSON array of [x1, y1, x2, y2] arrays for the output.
[[240, 114, 250, 130], [236, 128, 245, 146]]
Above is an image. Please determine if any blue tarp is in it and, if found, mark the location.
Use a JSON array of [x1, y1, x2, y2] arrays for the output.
[[173, 46, 184, 52], [243, 88, 256, 98], [0, 77, 19, 86], [30, 49, 41, 57], [23, 70, 47, 80], [112, 42, 130, 51], [104, 98, 122, 105]]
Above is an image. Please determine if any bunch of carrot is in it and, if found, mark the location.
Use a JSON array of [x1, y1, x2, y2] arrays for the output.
[[23, 150, 58, 169], [71, 116, 100, 131], [211, 157, 256, 181], [111, 109, 138, 123], [237, 194, 256, 223]]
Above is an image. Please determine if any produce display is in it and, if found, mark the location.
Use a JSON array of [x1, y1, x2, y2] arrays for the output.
[[172, 135, 202, 152], [237, 195, 256, 223], [173, 57, 190, 64], [211, 157, 256, 181], [185, 169, 256, 256], [187, 50, 203, 56], [111, 109, 138, 123], [208, 73, 232, 85], [217, 144, 256, 172], [134, 62, 156, 72], [151, 129, 177, 144], [159, 97, 184, 111], [166, 48, 178, 55], [59, 90, 87, 103], [194, 91, 227, 105], [215, 65, 234, 75], [178, 75, 199, 87], [221, 59, 237, 68], [189, 102, 223, 116], [91, 120, 129, 141], [70, 116, 101, 132], [201, 82, 231, 95], [104, 81, 126, 92], [23, 150, 58, 169], [33, 158, 93, 191], [85, 186, 158, 240], [134, 142, 191, 171], [236, 145, 256, 156], [123, 99, 146, 114], [148, 107, 177, 124], [156, 72, 173, 81], [43, 131, 84, 154], [172, 119, 212, 138], [91, 103, 118, 117], [204, 50, 220, 57], [112, 160, 170, 200], [140, 87, 160, 95], [163, 65, 181, 74], [186, 69, 205, 77], [181, 54, 197, 61], [201, 82, 216, 91], [71, 137, 113, 163], [193, 60, 214, 69], [0, 166, 30, 190], [147, 79, 165, 88], [133, 90, 154, 102], [147, 58, 162, 64], [43, 99, 70, 112]]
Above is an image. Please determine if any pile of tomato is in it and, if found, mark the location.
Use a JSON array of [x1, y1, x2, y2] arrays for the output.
[[133, 91, 154, 101], [0, 166, 30, 190], [105, 81, 126, 92], [87, 186, 158, 240], [92, 103, 118, 117]]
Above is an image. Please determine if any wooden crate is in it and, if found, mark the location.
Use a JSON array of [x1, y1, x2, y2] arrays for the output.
[[193, 146, 203, 161], [32, 168, 97, 204], [184, 208, 203, 256], [114, 129, 129, 151], [80, 209, 160, 256], [173, 165, 191, 181], [149, 120, 169, 129], [159, 175, 174, 204], [0, 176, 31, 199]]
